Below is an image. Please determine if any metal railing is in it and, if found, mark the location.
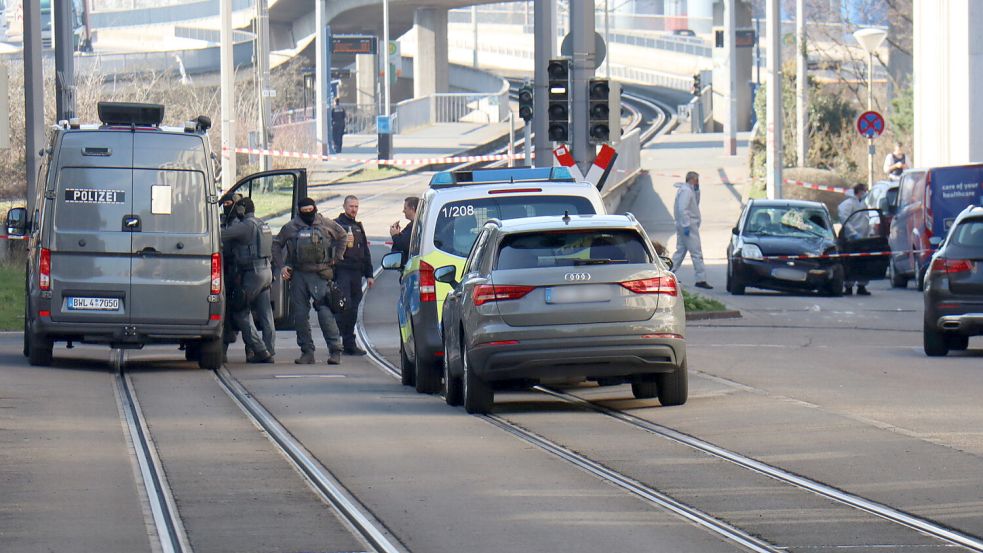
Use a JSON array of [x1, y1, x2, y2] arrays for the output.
[[273, 104, 378, 134]]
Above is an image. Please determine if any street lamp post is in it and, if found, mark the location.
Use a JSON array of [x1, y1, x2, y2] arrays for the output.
[[378, 0, 392, 161], [853, 27, 887, 190]]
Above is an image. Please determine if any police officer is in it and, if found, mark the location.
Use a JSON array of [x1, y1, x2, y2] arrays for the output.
[[220, 193, 244, 359], [222, 197, 274, 363], [334, 195, 374, 355], [274, 197, 348, 365]]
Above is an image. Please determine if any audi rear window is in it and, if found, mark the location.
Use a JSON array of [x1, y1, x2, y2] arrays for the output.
[[433, 195, 595, 257], [496, 229, 651, 270], [949, 219, 983, 252]]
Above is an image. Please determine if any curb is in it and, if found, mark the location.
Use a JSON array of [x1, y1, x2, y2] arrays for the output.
[[686, 310, 743, 321]]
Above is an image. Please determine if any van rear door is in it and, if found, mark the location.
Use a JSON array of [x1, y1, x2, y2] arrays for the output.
[[929, 165, 983, 240], [49, 132, 133, 324], [129, 133, 213, 325]]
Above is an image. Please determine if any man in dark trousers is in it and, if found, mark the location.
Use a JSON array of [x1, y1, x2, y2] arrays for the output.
[[221, 197, 274, 363], [273, 198, 348, 365], [389, 196, 418, 265], [333, 195, 374, 355], [330, 98, 346, 154]]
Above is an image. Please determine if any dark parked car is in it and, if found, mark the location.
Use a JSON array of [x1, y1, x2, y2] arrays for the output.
[[726, 199, 888, 295], [923, 206, 983, 356]]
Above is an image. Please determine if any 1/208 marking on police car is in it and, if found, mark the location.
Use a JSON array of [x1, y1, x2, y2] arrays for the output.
[[64, 188, 126, 204]]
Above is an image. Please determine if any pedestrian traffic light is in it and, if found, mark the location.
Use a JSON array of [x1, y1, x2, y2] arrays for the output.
[[547, 58, 571, 142], [692, 73, 702, 96], [588, 78, 621, 145], [518, 83, 534, 122]]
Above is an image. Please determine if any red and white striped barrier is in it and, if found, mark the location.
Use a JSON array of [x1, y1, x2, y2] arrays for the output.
[[783, 179, 850, 193], [760, 248, 931, 261], [227, 146, 531, 167]]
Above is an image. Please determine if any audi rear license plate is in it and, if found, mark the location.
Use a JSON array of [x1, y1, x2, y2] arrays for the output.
[[67, 297, 120, 311], [546, 284, 612, 304]]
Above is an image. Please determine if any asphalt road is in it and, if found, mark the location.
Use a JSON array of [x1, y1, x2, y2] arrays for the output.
[[2, 170, 982, 552]]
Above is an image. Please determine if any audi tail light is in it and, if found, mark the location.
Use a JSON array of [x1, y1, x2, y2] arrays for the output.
[[473, 284, 535, 306], [210, 253, 222, 294], [930, 258, 974, 275], [621, 275, 678, 296], [420, 261, 437, 303], [39, 248, 51, 291]]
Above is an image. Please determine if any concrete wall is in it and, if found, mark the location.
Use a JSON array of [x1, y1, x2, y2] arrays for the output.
[[914, 0, 983, 167]]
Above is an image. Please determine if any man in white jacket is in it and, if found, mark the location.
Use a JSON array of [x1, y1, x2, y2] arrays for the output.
[[837, 183, 871, 295], [671, 171, 711, 289]]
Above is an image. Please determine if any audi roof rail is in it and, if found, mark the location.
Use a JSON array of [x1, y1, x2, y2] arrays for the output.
[[429, 167, 576, 188]]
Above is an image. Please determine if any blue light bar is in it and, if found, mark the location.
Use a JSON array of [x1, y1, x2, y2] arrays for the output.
[[429, 167, 576, 188]]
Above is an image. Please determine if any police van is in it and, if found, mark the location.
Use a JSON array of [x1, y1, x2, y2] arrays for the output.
[[7, 102, 309, 368], [381, 167, 606, 394]]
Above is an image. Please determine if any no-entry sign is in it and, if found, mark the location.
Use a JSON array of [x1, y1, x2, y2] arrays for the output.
[[857, 111, 885, 138]]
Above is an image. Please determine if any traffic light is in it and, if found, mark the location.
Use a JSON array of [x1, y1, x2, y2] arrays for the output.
[[518, 83, 534, 122], [547, 58, 571, 142], [588, 78, 621, 145], [692, 73, 702, 96]]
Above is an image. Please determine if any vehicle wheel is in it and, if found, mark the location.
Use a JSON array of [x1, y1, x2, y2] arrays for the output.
[[728, 263, 746, 295], [23, 304, 30, 359], [946, 334, 970, 351], [197, 337, 224, 370], [824, 267, 844, 297], [400, 343, 415, 386], [414, 347, 441, 394], [443, 339, 463, 406], [889, 259, 908, 288], [915, 261, 926, 292], [462, 348, 493, 414], [923, 322, 949, 357], [27, 322, 54, 367], [184, 342, 201, 362], [631, 380, 657, 400], [655, 358, 688, 406]]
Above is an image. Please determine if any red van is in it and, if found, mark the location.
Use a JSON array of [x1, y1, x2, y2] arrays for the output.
[[887, 164, 983, 289]]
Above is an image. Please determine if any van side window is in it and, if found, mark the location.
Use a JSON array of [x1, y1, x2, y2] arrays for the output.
[[133, 170, 207, 234], [899, 174, 915, 206]]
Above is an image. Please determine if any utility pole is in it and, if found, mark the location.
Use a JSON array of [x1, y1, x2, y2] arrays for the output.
[[765, 0, 782, 198], [795, 0, 808, 167], [724, 0, 737, 155], [220, 0, 236, 190], [533, 0, 555, 168], [24, 0, 45, 213], [570, 0, 597, 171], [255, 0, 272, 171], [379, 0, 392, 161], [604, 0, 610, 80], [315, 0, 330, 157], [472, 6, 478, 68], [54, 0, 75, 120]]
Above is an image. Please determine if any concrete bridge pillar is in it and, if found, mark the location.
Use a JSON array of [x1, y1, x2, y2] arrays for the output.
[[914, 1, 983, 167], [356, 53, 377, 110], [413, 7, 449, 98]]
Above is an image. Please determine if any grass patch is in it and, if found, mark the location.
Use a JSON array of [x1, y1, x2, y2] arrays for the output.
[[0, 263, 25, 331], [682, 289, 727, 312], [334, 165, 407, 184]]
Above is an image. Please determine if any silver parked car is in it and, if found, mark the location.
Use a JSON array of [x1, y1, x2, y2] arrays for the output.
[[436, 214, 687, 414]]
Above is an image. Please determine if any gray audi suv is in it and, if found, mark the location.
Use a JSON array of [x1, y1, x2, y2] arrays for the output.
[[436, 214, 686, 414]]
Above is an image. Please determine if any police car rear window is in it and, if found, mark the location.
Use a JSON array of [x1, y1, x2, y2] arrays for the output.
[[496, 230, 651, 270], [433, 196, 595, 257]]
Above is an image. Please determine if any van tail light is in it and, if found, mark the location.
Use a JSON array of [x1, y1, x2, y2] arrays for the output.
[[621, 275, 678, 296], [210, 253, 222, 294], [930, 258, 974, 275], [419, 261, 437, 303], [473, 284, 534, 306], [39, 248, 51, 291]]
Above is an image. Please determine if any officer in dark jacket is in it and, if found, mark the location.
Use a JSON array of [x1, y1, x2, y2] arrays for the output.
[[273, 197, 348, 365], [330, 98, 346, 153], [220, 193, 244, 360], [221, 197, 276, 361], [333, 195, 374, 355], [389, 196, 418, 266]]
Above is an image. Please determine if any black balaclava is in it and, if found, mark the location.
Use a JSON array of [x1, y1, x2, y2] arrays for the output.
[[239, 197, 255, 218], [298, 197, 317, 225]]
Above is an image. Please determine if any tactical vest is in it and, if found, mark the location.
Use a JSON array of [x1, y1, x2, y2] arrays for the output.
[[292, 226, 334, 269], [234, 216, 273, 269]]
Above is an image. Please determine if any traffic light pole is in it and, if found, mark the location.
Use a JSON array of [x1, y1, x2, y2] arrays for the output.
[[570, 0, 596, 171], [54, 0, 75, 120], [24, 0, 45, 214], [533, 0, 555, 168]]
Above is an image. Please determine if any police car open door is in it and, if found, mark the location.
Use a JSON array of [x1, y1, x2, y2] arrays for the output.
[[224, 169, 308, 329], [838, 208, 890, 282]]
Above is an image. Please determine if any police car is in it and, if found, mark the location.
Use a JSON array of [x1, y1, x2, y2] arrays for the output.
[[381, 167, 606, 393], [6, 102, 309, 368]]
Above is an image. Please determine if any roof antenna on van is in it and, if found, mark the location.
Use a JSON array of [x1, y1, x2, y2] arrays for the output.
[[562, 210, 571, 224]]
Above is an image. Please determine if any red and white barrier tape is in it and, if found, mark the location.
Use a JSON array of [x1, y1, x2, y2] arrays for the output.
[[760, 248, 932, 261], [227, 146, 531, 167], [783, 179, 850, 193]]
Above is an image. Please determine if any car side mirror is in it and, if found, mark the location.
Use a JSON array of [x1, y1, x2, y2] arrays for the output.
[[381, 252, 403, 271], [731, 226, 739, 235], [6, 207, 28, 238], [660, 256, 673, 270], [434, 265, 458, 287]]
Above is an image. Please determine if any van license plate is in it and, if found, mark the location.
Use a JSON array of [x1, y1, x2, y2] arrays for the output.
[[68, 297, 120, 311], [546, 284, 611, 304]]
